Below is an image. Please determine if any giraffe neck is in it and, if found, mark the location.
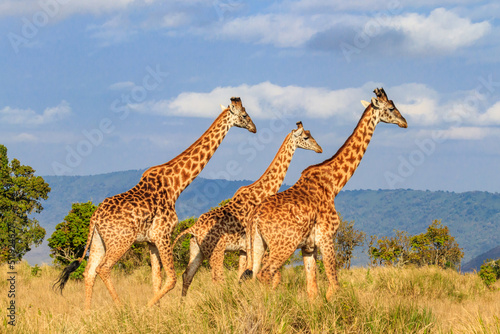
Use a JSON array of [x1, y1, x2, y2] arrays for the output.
[[142, 109, 232, 199], [234, 133, 295, 199], [301, 106, 377, 197]]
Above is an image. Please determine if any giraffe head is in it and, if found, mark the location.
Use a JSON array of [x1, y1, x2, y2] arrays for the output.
[[221, 97, 257, 133], [291, 121, 323, 153], [361, 88, 408, 128]]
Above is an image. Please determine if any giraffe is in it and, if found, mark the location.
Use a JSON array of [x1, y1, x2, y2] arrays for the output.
[[173, 121, 323, 297], [53, 97, 257, 309], [242, 88, 407, 300]]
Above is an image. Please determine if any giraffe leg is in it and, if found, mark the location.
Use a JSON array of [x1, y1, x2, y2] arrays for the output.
[[237, 250, 247, 279], [257, 243, 296, 288], [250, 229, 266, 279], [146, 213, 181, 307], [242, 219, 257, 278], [258, 250, 281, 285], [95, 233, 136, 307], [317, 237, 339, 301], [302, 246, 318, 300], [148, 243, 162, 295], [316, 212, 340, 301], [270, 259, 282, 288], [147, 237, 177, 307], [83, 230, 105, 311], [181, 238, 204, 297], [209, 237, 228, 283]]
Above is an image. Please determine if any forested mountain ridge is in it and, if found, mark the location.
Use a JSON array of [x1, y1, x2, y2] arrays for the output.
[[462, 245, 500, 272], [25, 169, 500, 267], [335, 189, 500, 268]]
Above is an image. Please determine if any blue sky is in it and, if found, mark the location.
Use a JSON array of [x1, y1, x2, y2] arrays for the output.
[[1, 0, 499, 192]]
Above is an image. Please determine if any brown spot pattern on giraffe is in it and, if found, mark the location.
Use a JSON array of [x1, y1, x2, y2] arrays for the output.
[[175, 124, 323, 296], [63, 99, 257, 309], [244, 89, 407, 301]]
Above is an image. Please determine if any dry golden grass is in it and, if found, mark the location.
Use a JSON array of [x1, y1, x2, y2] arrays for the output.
[[1, 262, 500, 333]]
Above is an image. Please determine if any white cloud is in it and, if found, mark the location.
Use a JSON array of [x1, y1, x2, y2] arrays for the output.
[[109, 81, 136, 91], [441, 126, 494, 140], [287, 0, 483, 12], [478, 102, 500, 125], [129, 81, 387, 121], [0, 0, 150, 19], [215, 14, 323, 48], [399, 98, 439, 125], [11, 133, 38, 143], [130, 81, 500, 130], [0, 101, 71, 126], [2, 0, 491, 57], [388, 8, 491, 54], [312, 8, 491, 56], [209, 7, 490, 56], [0, 130, 79, 144], [390, 83, 440, 126], [87, 15, 136, 46], [162, 12, 191, 28]]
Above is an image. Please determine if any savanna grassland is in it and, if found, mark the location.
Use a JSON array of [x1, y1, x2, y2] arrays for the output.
[[2, 262, 500, 333]]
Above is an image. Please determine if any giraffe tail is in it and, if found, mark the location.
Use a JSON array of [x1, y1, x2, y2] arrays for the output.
[[53, 215, 97, 295], [172, 227, 193, 248]]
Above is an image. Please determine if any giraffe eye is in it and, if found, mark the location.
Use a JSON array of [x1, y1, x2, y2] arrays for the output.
[[303, 136, 309, 140], [242, 114, 247, 118]]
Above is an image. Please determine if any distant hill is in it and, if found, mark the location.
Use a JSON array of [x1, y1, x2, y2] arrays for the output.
[[40, 169, 252, 227], [24, 170, 500, 267], [462, 245, 500, 272], [334, 189, 500, 267], [25, 170, 254, 264]]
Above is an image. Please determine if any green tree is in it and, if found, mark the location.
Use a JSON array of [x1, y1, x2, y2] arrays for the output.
[[48, 201, 97, 266], [0, 144, 50, 263], [368, 230, 413, 267], [210, 198, 231, 211], [369, 220, 463, 270], [478, 259, 500, 287], [410, 220, 463, 270], [334, 217, 366, 269], [49, 201, 152, 277]]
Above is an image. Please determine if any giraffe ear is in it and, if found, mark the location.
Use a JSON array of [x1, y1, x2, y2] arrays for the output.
[[293, 124, 304, 137], [371, 97, 381, 109], [220, 104, 227, 111], [361, 100, 370, 108]]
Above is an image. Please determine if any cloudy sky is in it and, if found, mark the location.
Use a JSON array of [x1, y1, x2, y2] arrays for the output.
[[1, 0, 499, 192]]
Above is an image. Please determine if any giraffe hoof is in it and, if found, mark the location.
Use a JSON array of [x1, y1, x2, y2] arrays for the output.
[[240, 269, 253, 282]]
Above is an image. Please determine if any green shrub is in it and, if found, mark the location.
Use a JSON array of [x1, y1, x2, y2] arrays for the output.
[[31, 264, 42, 277], [478, 259, 500, 287]]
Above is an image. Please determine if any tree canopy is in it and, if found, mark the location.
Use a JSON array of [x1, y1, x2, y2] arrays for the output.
[[478, 258, 500, 287], [48, 201, 98, 266], [0, 144, 50, 263], [48, 201, 153, 277], [369, 220, 463, 270], [334, 217, 366, 269]]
